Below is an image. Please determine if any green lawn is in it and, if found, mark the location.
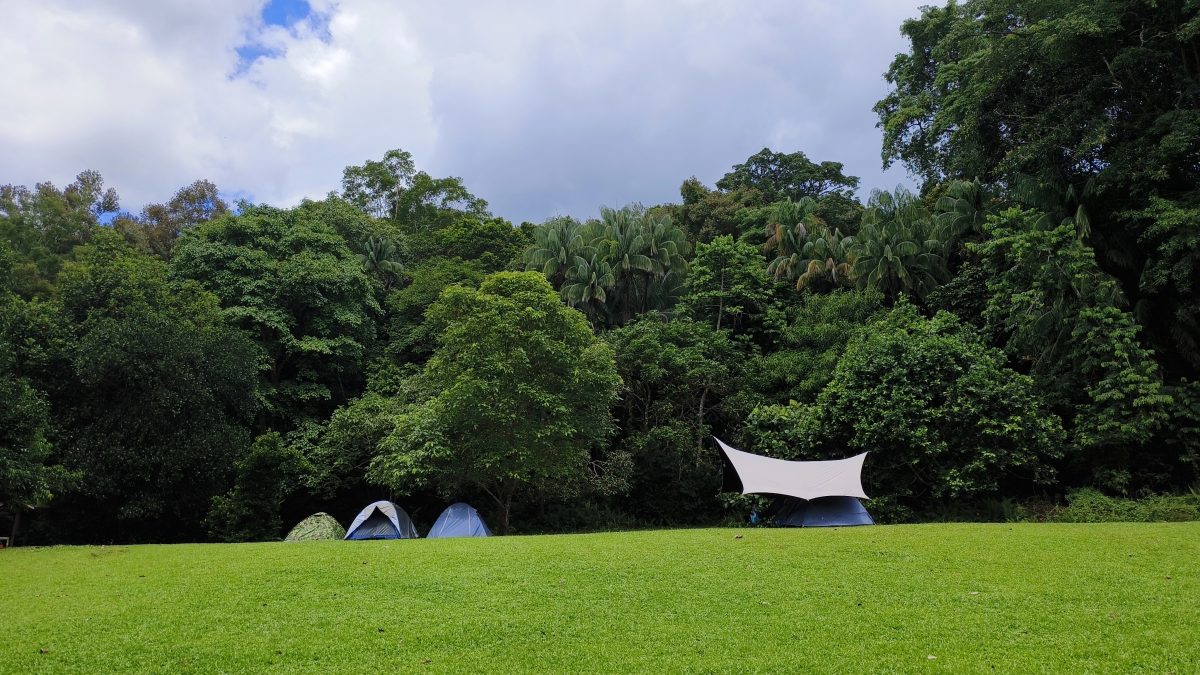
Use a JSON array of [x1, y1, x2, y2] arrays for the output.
[[2, 524, 1197, 673]]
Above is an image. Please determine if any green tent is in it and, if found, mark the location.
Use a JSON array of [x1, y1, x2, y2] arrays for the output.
[[284, 512, 346, 542]]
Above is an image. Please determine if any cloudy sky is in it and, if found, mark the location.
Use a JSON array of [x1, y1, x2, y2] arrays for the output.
[[1, 0, 927, 224]]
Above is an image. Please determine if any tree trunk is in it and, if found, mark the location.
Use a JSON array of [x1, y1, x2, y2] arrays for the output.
[[716, 267, 726, 330], [10, 510, 21, 548]]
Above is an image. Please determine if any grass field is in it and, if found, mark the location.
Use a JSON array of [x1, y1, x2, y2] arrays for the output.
[[3, 524, 1197, 673]]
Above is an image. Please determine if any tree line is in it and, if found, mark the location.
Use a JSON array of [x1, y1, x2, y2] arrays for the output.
[[2, 0, 1197, 543]]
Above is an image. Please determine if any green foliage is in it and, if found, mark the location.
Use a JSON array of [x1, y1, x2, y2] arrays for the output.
[[604, 317, 753, 523], [973, 208, 1173, 489], [852, 188, 948, 301], [682, 235, 770, 332], [435, 215, 528, 271], [671, 177, 768, 243], [0, 170, 119, 298], [757, 289, 885, 404], [801, 302, 1065, 502], [876, 0, 1200, 375], [522, 216, 590, 285], [925, 261, 989, 326], [112, 179, 227, 259], [207, 432, 306, 542], [369, 272, 622, 532], [8, 231, 260, 541], [524, 207, 690, 327], [340, 148, 488, 226], [358, 235, 405, 291], [1029, 488, 1200, 523], [0, 293, 71, 519], [383, 257, 487, 364], [170, 204, 378, 430], [300, 390, 409, 499], [716, 147, 860, 204], [764, 197, 855, 292]]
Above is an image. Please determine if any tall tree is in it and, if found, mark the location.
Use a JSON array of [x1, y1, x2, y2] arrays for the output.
[[0, 265, 71, 543], [170, 205, 378, 431], [876, 0, 1200, 375], [852, 188, 948, 301], [0, 170, 120, 298], [369, 272, 621, 533], [114, 180, 228, 259], [716, 148, 860, 203], [341, 149, 488, 226], [973, 207, 1175, 490], [604, 317, 753, 523], [10, 231, 259, 542], [683, 235, 769, 332]]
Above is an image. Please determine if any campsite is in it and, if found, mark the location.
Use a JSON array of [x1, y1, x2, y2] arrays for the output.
[[3, 0, 1200, 671], [3, 524, 1197, 672]]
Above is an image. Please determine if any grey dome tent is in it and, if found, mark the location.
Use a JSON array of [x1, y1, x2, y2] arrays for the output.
[[427, 502, 492, 538], [285, 512, 346, 541], [715, 437, 874, 527], [345, 501, 419, 540]]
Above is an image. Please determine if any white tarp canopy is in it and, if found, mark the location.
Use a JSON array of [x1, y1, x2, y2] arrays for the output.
[[715, 437, 869, 500]]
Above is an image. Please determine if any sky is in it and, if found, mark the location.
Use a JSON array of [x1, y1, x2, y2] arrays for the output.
[[0, 0, 928, 224]]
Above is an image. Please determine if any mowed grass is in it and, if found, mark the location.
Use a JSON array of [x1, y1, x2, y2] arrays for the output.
[[2, 524, 1197, 673]]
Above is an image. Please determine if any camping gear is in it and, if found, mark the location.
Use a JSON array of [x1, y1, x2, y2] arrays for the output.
[[427, 502, 492, 538], [284, 512, 346, 541], [715, 436, 874, 527], [345, 501, 419, 540]]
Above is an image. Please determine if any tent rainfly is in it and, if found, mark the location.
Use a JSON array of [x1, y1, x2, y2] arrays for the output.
[[284, 512, 346, 541], [344, 501, 420, 540], [427, 502, 492, 538], [714, 437, 874, 527]]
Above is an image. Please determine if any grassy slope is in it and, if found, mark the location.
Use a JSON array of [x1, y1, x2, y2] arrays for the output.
[[2, 524, 1197, 673]]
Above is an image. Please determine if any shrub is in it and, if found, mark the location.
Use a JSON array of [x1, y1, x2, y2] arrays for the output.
[[808, 301, 1066, 503], [1039, 488, 1200, 523]]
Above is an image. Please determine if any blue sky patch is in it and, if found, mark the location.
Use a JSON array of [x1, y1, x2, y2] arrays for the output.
[[233, 0, 315, 77]]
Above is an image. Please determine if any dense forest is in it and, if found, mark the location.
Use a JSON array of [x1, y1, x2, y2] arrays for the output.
[[3, 0, 1198, 543]]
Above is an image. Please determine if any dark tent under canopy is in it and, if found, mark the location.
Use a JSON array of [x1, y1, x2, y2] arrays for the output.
[[763, 495, 875, 527]]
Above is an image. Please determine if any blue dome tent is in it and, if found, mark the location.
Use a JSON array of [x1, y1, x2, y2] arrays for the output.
[[427, 502, 492, 538], [344, 501, 419, 540]]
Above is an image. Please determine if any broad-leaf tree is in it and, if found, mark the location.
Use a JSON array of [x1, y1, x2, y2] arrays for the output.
[[876, 0, 1200, 375], [369, 272, 621, 532], [171, 204, 378, 431]]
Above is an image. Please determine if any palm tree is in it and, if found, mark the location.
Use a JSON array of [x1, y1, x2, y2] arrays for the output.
[[795, 227, 856, 291], [562, 253, 615, 325], [764, 197, 853, 291], [764, 197, 824, 283], [642, 213, 690, 276], [635, 213, 691, 315], [359, 235, 404, 291], [933, 179, 988, 247], [522, 216, 591, 287], [852, 188, 948, 301], [590, 207, 655, 323]]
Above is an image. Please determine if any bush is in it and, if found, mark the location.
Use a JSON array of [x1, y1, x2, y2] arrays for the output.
[[807, 302, 1066, 503], [1037, 488, 1200, 523]]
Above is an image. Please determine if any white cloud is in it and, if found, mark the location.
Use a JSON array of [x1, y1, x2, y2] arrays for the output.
[[0, 0, 926, 222]]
